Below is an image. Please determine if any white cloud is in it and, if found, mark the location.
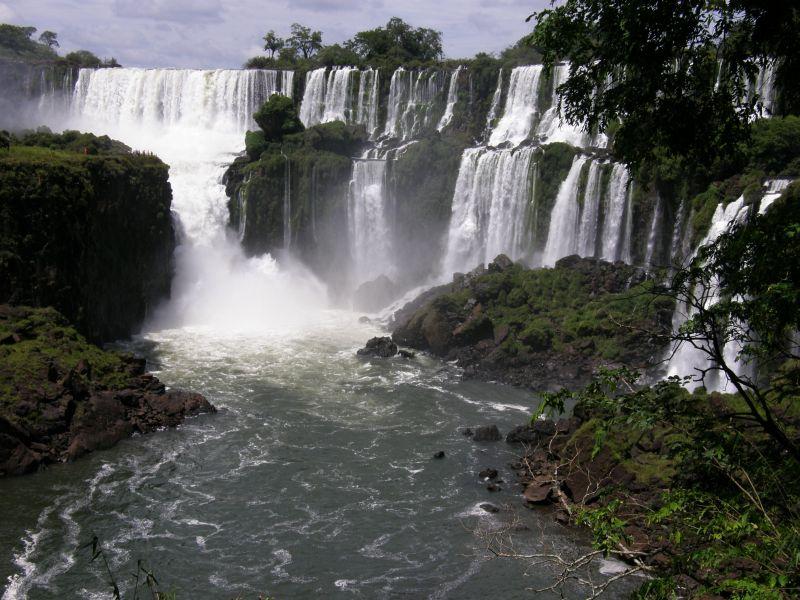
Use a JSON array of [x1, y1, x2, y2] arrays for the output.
[[0, 2, 17, 21]]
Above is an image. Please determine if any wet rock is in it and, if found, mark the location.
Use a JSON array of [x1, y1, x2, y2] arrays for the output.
[[432, 451, 445, 459], [523, 479, 553, 505], [398, 349, 416, 359], [358, 316, 371, 324], [488, 254, 514, 273], [555, 509, 570, 524], [505, 425, 539, 444], [353, 275, 398, 313], [480, 503, 500, 514], [472, 425, 501, 442], [479, 468, 498, 480], [461, 428, 474, 437], [356, 337, 398, 358], [486, 483, 501, 492]]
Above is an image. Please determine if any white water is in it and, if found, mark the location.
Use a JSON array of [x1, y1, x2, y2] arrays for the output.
[[69, 67, 328, 334], [485, 69, 504, 132], [384, 68, 446, 140], [355, 68, 380, 137], [437, 66, 463, 132], [348, 155, 392, 286], [442, 146, 536, 274], [577, 160, 603, 257], [542, 156, 589, 266], [488, 66, 543, 147], [600, 164, 632, 262], [537, 64, 607, 148]]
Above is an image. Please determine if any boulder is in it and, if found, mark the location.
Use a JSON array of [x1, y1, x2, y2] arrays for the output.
[[357, 337, 398, 358], [353, 275, 398, 313], [480, 503, 500, 513], [479, 468, 498, 480], [472, 424, 502, 442], [488, 254, 514, 272], [432, 450, 445, 459], [523, 478, 554, 504]]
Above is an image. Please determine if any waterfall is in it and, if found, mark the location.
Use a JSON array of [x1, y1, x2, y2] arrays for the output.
[[644, 194, 664, 268], [384, 68, 446, 140], [485, 69, 504, 131], [437, 66, 463, 131], [542, 156, 589, 266], [577, 160, 603, 257], [72, 68, 291, 133], [299, 67, 328, 127], [442, 147, 536, 274], [752, 61, 777, 116], [600, 164, 632, 262], [536, 64, 607, 148], [348, 155, 392, 286], [68, 67, 329, 332], [321, 67, 357, 124], [355, 68, 380, 137], [488, 65, 544, 147]]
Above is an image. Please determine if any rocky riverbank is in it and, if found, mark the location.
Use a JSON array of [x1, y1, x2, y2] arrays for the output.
[[0, 305, 214, 476], [391, 254, 674, 391]]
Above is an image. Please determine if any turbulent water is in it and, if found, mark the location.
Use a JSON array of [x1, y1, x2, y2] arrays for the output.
[[0, 66, 643, 599]]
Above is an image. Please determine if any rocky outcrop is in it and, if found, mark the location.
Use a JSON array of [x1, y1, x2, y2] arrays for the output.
[[0, 305, 214, 476], [392, 255, 674, 391], [357, 336, 398, 358], [0, 134, 174, 342], [353, 275, 398, 313]]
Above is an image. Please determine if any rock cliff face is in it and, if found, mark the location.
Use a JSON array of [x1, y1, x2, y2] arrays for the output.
[[0, 305, 214, 476], [391, 255, 675, 391], [0, 140, 175, 342]]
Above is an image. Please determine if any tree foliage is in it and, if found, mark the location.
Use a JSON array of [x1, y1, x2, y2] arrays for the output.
[[262, 30, 283, 58], [287, 23, 322, 60], [38, 30, 58, 48], [253, 95, 304, 142], [528, 1, 800, 174], [345, 17, 442, 63], [0, 24, 56, 59]]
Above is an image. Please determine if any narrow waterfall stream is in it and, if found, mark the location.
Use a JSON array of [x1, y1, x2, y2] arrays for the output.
[[0, 67, 644, 600]]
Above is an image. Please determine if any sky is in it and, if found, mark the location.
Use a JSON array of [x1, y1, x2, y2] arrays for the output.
[[1, 0, 547, 69]]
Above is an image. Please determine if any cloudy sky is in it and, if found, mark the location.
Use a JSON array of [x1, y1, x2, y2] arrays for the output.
[[1, 0, 547, 68]]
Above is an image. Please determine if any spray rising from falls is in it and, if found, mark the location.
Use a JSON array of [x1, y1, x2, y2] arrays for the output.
[[69, 67, 326, 333]]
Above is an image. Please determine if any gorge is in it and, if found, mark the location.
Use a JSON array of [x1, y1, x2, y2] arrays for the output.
[[0, 13, 798, 597]]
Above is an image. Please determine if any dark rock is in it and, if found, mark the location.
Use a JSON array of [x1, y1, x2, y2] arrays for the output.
[[493, 324, 509, 346], [472, 424, 501, 442], [398, 349, 416, 359], [555, 509, 570, 524], [488, 254, 514, 272], [486, 483, 501, 492], [432, 451, 445, 459], [506, 425, 539, 444], [353, 275, 398, 313], [357, 336, 398, 358], [479, 468, 498, 480], [480, 503, 500, 513], [461, 428, 474, 437], [523, 479, 553, 504]]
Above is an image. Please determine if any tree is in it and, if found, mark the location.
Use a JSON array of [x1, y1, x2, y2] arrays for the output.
[[64, 50, 103, 68], [38, 30, 58, 48], [262, 30, 284, 58], [253, 95, 304, 142], [656, 185, 800, 461], [346, 17, 443, 63], [287, 23, 322, 60], [527, 1, 800, 174]]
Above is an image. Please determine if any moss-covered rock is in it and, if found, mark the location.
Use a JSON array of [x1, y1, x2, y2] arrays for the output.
[[0, 305, 214, 476], [392, 255, 674, 390], [0, 139, 175, 342]]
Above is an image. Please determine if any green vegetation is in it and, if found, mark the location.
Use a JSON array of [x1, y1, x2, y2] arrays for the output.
[[0, 22, 120, 66], [528, 2, 800, 176], [0, 306, 132, 411], [0, 132, 173, 342], [253, 95, 304, 142]]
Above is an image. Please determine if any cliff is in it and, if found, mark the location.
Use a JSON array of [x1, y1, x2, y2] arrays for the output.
[[0, 135, 175, 342]]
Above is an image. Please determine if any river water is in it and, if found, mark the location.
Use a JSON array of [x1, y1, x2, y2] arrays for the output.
[[1, 68, 641, 599]]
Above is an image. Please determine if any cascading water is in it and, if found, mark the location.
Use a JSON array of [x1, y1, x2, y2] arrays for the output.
[[384, 68, 447, 140], [536, 64, 607, 148], [644, 194, 664, 269], [600, 164, 632, 262], [348, 153, 392, 286], [355, 68, 380, 137], [488, 65, 543, 147], [542, 156, 589, 266], [577, 160, 603, 257], [442, 146, 536, 275], [68, 67, 324, 332], [485, 69, 504, 132], [437, 66, 463, 132]]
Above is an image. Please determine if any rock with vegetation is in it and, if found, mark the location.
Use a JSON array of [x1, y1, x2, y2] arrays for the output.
[[0, 132, 175, 342], [356, 336, 398, 358], [392, 255, 674, 390], [0, 305, 215, 476]]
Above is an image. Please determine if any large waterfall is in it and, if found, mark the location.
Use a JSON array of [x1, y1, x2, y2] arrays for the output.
[[69, 67, 324, 332]]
